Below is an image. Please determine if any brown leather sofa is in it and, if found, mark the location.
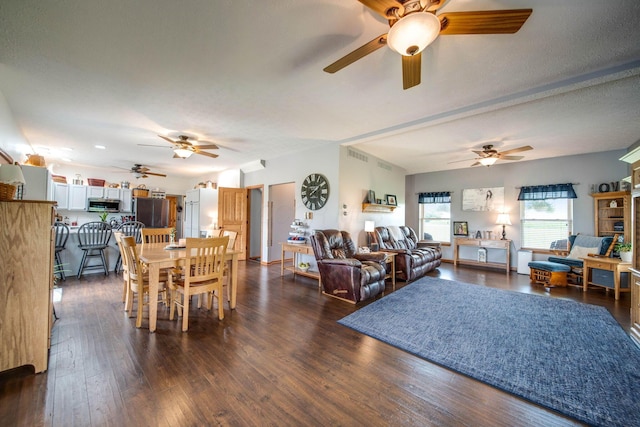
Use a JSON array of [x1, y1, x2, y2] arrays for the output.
[[373, 225, 441, 282], [310, 229, 387, 304]]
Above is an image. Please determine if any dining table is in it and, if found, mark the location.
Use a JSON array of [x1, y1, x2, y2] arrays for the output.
[[137, 242, 240, 332]]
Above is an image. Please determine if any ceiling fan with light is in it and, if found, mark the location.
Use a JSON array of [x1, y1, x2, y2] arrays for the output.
[[451, 144, 533, 167], [139, 135, 219, 159], [324, 0, 532, 89], [129, 164, 166, 178]]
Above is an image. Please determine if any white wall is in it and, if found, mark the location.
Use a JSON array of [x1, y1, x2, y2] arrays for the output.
[[405, 150, 629, 266], [338, 146, 406, 247]]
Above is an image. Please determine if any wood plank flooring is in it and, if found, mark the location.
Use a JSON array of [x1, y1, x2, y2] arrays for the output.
[[0, 261, 632, 426]]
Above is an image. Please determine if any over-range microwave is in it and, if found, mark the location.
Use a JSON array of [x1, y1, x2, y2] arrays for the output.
[[87, 198, 121, 212]]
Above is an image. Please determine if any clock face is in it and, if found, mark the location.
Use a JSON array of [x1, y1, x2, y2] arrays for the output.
[[301, 173, 329, 210]]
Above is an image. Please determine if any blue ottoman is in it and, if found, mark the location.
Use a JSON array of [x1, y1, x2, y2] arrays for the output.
[[528, 261, 571, 287]]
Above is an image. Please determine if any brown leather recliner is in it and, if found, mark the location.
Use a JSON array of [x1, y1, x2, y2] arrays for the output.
[[374, 225, 441, 282], [310, 229, 387, 304]]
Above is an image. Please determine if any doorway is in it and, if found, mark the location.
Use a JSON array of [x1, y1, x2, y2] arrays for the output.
[[267, 182, 295, 263]]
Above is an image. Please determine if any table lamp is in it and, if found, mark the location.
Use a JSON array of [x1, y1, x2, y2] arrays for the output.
[[364, 220, 377, 250], [496, 213, 512, 240]]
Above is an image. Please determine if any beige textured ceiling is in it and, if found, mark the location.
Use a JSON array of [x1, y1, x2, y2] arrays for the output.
[[1, 0, 639, 178]]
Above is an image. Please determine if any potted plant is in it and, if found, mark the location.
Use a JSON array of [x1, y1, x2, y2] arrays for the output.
[[615, 242, 632, 262]]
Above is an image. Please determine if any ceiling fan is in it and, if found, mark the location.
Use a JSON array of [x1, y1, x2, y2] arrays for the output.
[[451, 144, 533, 167], [129, 164, 166, 178], [324, 0, 532, 89], [154, 135, 219, 159]]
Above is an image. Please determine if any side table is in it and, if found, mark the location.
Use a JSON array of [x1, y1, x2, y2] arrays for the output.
[[581, 256, 631, 300]]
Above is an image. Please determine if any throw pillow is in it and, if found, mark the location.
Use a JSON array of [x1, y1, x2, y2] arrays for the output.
[[568, 244, 599, 260]]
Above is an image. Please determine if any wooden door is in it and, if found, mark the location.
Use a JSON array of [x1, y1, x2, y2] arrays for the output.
[[218, 187, 248, 260], [166, 195, 178, 231]]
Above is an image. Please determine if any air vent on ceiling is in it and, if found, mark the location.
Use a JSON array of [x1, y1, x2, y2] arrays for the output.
[[377, 161, 392, 171], [348, 148, 368, 163]]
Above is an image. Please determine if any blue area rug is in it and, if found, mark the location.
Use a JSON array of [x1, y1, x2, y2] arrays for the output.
[[338, 277, 640, 426]]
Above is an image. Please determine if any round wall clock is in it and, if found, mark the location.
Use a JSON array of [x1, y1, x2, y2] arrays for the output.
[[301, 173, 329, 210]]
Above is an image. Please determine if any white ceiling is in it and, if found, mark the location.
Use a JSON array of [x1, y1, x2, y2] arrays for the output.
[[1, 0, 639, 178]]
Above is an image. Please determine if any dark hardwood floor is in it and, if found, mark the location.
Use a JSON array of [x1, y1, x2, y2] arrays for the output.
[[0, 261, 632, 426]]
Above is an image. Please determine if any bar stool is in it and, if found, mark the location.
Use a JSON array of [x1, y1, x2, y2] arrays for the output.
[[54, 222, 69, 281], [114, 221, 144, 272], [77, 221, 113, 278]]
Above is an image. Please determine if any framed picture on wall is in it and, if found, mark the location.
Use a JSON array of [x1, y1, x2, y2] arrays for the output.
[[386, 194, 397, 206], [453, 221, 469, 236]]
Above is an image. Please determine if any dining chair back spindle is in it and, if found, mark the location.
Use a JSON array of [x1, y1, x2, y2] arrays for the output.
[[141, 227, 173, 244], [76, 221, 112, 278], [170, 236, 229, 331], [53, 221, 70, 281]]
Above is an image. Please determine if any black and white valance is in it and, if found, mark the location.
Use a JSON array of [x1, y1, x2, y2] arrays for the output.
[[418, 191, 451, 204], [517, 183, 577, 201]]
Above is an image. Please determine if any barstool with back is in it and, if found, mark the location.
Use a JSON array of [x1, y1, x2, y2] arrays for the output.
[[76, 221, 113, 278], [53, 221, 69, 281]]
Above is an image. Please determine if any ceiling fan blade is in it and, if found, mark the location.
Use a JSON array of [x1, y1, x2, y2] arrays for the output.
[[193, 144, 219, 150], [499, 155, 524, 161], [471, 150, 487, 156], [138, 144, 170, 148], [173, 153, 181, 158], [324, 34, 388, 74], [498, 145, 533, 156], [470, 161, 481, 167], [357, 0, 399, 19], [402, 53, 421, 90], [158, 135, 177, 145], [424, 0, 449, 13], [195, 150, 219, 159], [448, 157, 477, 164], [439, 9, 532, 35], [145, 172, 167, 177]]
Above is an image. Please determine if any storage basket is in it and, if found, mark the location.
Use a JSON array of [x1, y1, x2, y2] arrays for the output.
[[132, 188, 149, 197], [0, 182, 17, 201], [87, 178, 105, 187], [52, 174, 67, 183]]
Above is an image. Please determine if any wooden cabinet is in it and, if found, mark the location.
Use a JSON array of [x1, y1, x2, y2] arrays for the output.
[[0, 201, 55, 373], [592, 191, 630, 243]]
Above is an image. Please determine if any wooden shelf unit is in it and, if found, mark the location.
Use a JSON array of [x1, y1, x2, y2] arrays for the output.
[[362, 203, 396, 213], [591, 191, 630, 243]]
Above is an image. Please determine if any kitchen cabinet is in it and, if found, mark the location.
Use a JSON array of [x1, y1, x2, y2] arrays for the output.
[[53, 182, 69, 209], [20, 165, 52, 201], [68, 184, 88, 210], [104, 187, 120, 199], [184, 188, 218, 238], [0, 201, 55, 374], [120, 188, 132, 212], [87, 186, 105, 198]]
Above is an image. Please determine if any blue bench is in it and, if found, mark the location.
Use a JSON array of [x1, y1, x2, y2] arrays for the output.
[[528, 261, 571, 287]]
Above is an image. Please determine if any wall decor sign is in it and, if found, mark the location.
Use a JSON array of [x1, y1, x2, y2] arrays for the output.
[[462, 187, 504, 212]]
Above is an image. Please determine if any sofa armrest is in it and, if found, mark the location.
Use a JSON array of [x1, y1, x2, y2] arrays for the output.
[[354, 252, 386, 263], [318, 258, 361, 268]]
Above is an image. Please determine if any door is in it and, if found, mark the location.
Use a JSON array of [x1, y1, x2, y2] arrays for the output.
[[166, 195, 178, 231], [218, 187, 247, 260], [267, 182, 295, 263]]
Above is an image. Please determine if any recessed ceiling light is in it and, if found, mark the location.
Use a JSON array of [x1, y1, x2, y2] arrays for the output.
[[95, 145, 106, 150], [61, 158, 72, 162], [60, 147, 73, 151]]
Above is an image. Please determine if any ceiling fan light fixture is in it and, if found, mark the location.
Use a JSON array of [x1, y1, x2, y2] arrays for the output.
[[173, 148, 193, 158], [479, 157, 498, 167], [387, 12, 440, 56]]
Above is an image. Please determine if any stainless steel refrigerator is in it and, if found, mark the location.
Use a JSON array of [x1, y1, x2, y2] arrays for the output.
[[134, 198, 169, 228]]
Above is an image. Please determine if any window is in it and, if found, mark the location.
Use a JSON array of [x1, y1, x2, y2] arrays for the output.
[[418, 192, 451, 243], [518, 183, 576, 250]]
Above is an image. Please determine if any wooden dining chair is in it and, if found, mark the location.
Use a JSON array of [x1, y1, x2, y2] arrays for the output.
[[120, 236, 170, 328], [169, 236, 229, 332], [113, 232, 130, 304], [141, 227, 173, 244]]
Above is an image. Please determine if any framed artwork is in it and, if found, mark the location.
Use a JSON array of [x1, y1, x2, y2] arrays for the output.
[[386, 194, 397, 206], [368, 190, 376, 204], [376, 199, 382, 204], [462, 187, 504, 212], [453, 221, 468, 236]]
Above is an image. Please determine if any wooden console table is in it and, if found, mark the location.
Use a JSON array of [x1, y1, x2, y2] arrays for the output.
[[453, 237, 511, 274], [280, 242, 320, 287], [581, 256, 631, 300]]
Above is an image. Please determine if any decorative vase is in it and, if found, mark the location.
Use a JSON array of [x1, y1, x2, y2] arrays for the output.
[[620, 251, 632, 263]]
